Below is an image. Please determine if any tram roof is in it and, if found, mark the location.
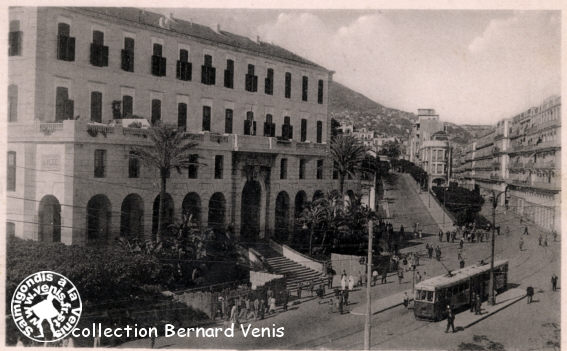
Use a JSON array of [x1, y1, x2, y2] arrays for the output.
[[415, 259, 508, 290]]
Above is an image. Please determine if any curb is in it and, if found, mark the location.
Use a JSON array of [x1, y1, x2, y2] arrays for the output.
[[463, 294, 526, 329], [350, 297, 414, 316]]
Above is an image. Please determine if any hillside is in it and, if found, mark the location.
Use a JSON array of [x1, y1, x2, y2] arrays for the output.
[[328, 81, 491, 145]]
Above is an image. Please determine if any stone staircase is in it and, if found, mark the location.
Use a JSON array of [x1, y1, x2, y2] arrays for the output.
[[251, 243, 327, 293]]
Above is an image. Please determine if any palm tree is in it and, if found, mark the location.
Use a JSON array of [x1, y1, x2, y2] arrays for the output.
[[298, 199, 329, 256], [330, 135, 367, 194], [131, 122, 199, 242]]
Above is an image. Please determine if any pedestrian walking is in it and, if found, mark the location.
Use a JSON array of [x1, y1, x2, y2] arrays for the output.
[[253, 297, 259, 320], [552, 230, 557, 242], [538, 234, 542, 246], [524, 226, 529, 235], [341, 274, 347, 290], [381, 268, 387, 284], [446, 231, 450, 242], [551, 274, 558, 292], [419, 230, 423, 239], [348, 275, 355, 291], [475, 293, 481, 315], [526, 286, 534, 304], [373, 269, 379, 286], [403, 292, 410, 308], [470, 293, 475, 313], [544, 236, 548, 247], [297, 284, 302, 299], [460, 259, 465, 269], [230, 302, 239, 324], [268, 296, 277, 315], [310, 280, 315, 297], [259, 298, 265, 320], [459, 238, 464, 250], [439, 230, 443, 242], [416, 271, 422, 283], [435, 246, 441, 261], [397, 268, 404, 284], [282, 290, 289, 311], [428, 245, 433, 259], [445, 305, 455, 333], [344, 289, 349, 306], [519, 237, 524, 251]]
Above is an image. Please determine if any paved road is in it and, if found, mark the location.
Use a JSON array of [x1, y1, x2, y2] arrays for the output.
[[122, 173, 560, 350]]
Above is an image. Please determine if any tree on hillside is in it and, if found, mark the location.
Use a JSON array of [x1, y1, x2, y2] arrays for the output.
[[131, 123, 199, 242], [330, 135, 367, 194], [331, 118, 342, 137]]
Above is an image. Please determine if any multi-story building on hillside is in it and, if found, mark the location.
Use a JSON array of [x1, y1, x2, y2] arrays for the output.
[[7, 7, 359, 245], [453, 96, 561, 233], [408, 109, 449, 187]]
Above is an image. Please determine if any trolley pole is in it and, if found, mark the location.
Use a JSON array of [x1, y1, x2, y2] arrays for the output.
[[489, 195, 497, 305], [364, 175, 376, 350]]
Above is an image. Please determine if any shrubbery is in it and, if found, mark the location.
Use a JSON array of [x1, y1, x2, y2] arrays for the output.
[[6, 236, 168, 310], [432, 186, 486, 227]]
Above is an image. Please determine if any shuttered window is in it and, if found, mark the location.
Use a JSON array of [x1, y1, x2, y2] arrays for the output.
[[8, 84, 17, 122], [202, 106, 211, 131], [90, 91, 102, 122], [178, 103, 187, 131], [151, 99, 161, 124]]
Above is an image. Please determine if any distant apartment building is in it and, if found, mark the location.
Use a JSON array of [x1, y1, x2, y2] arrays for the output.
[[408, 109, 449, 187], [6, 7, 361, 245], [453, 96, 561, 233]]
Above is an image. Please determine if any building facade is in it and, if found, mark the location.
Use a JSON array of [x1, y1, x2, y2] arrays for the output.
[[453, 96, 561, 233], [408, 109, 449, 187], [7, 7, 359, 245]]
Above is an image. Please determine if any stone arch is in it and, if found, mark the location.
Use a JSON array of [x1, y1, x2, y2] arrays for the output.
[[182, 192, 201, 226], [294, 190, 308, 221], [241, 180, 262, 241], [120, 193, 144, 239], [275, 191, 290, 242], [38, 195, 61, 242], [346, 190, 356, 205], [153, 193, 175, 236], [87, 194, 112, 243], [208, 192, 226, 233]]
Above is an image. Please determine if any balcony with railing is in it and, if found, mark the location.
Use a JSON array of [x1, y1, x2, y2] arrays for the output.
[[9, 120, 329, 156]]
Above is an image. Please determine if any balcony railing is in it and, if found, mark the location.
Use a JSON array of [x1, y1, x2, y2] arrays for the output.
[[39, 123, 64, 135]]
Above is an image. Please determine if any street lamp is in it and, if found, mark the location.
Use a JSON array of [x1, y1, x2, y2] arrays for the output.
[[487, 186, 509, 306]]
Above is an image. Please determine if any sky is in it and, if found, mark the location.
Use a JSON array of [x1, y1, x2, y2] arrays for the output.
[[154, 8, 561, 126]]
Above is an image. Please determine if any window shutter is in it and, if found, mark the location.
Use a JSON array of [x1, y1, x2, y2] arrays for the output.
[[151, 99, 161, 124], [67, 37, 75, 61], [178, 103, 187, 131], [122, 95, 133, 117], [225, 109, 233, 134], [65, 99, 74, 120], [90, 91, 102, 123], [159, 57, 166, 76]]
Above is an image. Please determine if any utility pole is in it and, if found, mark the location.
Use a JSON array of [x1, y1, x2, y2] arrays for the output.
[[364, 173, 376, 350], [488, 186, 508, 306]]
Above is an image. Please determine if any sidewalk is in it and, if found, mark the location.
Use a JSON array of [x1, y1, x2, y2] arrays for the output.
[[456, 288, 526, 329], [350, 286, 526, 328]]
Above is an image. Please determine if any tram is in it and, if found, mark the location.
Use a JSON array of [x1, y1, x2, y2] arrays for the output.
[[413, 259, 508, 321]]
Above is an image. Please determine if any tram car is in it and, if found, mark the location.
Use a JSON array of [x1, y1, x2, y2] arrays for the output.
[[413, 259, 508, 321]]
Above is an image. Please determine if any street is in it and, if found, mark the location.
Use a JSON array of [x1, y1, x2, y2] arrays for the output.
[[123, 173, 560, 350]]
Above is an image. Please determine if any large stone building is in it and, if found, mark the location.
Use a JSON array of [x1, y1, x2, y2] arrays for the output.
[[453, 96, 561, 233], [408, 109, 450, 188], [7, 7, 358, 245]]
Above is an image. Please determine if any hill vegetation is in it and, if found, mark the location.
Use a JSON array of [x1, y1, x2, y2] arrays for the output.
[[328, 81, 492, 145]]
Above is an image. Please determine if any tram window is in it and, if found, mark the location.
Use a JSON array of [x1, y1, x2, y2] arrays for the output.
[[426, 291, 433, 302], [419, 290, 427, 300]]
